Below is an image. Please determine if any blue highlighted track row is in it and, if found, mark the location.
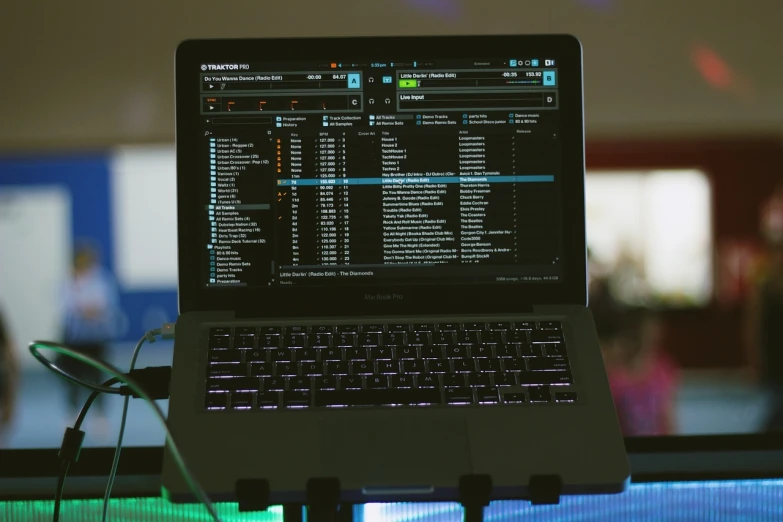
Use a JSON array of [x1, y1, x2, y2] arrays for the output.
[[277, 175, 554, 186]]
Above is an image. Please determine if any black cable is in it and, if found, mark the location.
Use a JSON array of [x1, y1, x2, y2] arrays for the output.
[[52, 377, 119, 522], [29, 344, 122, 396], [30, 340, 222, 521]]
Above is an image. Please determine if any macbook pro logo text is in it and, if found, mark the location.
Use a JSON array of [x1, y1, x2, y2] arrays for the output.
[[364, 293, 404, 301]]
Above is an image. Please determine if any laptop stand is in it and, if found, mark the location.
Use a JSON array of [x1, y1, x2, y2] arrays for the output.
[[235, 474, 563, 522]]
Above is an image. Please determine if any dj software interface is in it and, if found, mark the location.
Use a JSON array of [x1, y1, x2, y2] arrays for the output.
[[198, 58, 564, 288]]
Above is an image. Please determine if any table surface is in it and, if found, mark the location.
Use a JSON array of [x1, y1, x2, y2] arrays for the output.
[[3, 479, 783, 522]]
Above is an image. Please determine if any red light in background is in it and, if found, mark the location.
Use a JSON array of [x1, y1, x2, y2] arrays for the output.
[[690, 44, 733, 90]]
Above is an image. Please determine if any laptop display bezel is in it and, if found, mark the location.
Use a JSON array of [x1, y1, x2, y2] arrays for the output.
[[175, 34, 587, 316]]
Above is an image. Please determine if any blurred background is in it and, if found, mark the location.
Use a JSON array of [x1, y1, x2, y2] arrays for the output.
[[1, 0, 782, 448]]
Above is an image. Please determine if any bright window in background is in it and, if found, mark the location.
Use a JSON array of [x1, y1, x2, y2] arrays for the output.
[[586, 169, 713, 307]]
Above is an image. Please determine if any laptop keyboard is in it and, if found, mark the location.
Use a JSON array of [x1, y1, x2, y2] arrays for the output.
[[204, 321, 576, 410]]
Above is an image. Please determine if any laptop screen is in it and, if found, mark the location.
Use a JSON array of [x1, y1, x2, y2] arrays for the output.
[[199, 56, 564, 288]]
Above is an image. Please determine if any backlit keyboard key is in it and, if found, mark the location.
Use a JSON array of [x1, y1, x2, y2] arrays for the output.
[[494, 373, 517, 386], [210, 327, 231, 337], [538, 321, 562, 330], [270, 349, 293, 362], [544, 343, 566, 357], [442, 373, 464, 388], [326, 361, 349, 375], [208, 336, 230, 349], [207, 377, 258, 392], [366, 375, 389, 389], [397, 346, 419, 359], [235, 327, 255, 336], [288, 377, 311, 391], [340, 376, 363, 389], [316, 389, 441, 407], [351, 361, 374, 375], [262, 377, 285, 391], [418, 375, 438, 388], [489, 322, 511, 330], [261, 335, 281, 348], [413, 323, 435, 332], [446, 388, 473, 404], [308, 333, 331, 347], [284, 333, 306, 347], [250, 363, 272, 377], [392, 375, 414, 388], [315, 376, 338, 390], [519, 343, 543, 357], [358, 333, 381, 346], [231, 393, 254, 409], [503, 358, 524, 372], [452, 359, 474, 373], [506, 330, 527, 344], [528, 358, 569, 371], [256, 392, 279, 409], [555, 392, 578, 403], [382, 332, 405, 346], [517, 371, 573, 386], [408, 332, 429, 345], [469, 374, 492, 387], [473, 345, 493, 358], [371, 347, 393, 360], [322, 348, 343, 361], [208, 350, 242, 363], [439, 323, 459, 332], [337, 325, 359, 333], [377, 361, 398, 374], [477, 359, 501, 373], [334, 333, 355, 347], [301, 362, 323, 376], [283, 391, 311, 408], [428, 360, 448, 373], [362, 324, 384, 333], [245, 350, 267, 362], [209, 364, 247, 378], [206, 394, 227, 410], [503, 392, 526, 404], [477, 387, 499, 404], [297, 348, 317, 362], [446, 345, 468, 359], [463, 322, 485, 331], [515, 322, 535, 330], [311, 325, 334, 334], [276, 362, 298, 376], [346, 348, 368, 360], [483, 331, 503, 345], [530, 331, 564, 344], [388, 324, 410, 332], [421, 346, 444, 359], [401, 360, 425, 374], [260, 327, 282, 335], [529, 386, 551, 403]]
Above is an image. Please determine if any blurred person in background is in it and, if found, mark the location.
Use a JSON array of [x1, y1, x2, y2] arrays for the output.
[[746, 181, 783, 432], [602, 308, 679, 436], [0, 304, 19, 446], [55, 241, 120, 432]]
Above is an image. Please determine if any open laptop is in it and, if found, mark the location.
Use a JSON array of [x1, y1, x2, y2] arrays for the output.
[[163, 35, 629, 506]]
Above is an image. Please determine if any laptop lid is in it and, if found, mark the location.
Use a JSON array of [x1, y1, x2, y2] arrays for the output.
[[175, 35, 587, 317]]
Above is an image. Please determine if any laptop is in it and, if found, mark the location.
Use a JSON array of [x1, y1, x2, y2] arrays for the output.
[[163, 35, 630, 506]]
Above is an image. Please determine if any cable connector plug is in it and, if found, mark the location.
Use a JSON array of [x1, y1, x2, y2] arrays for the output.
[[119, 366, 172, 400], [161, 322, 176, 340], [58, 427, 86, 463]]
